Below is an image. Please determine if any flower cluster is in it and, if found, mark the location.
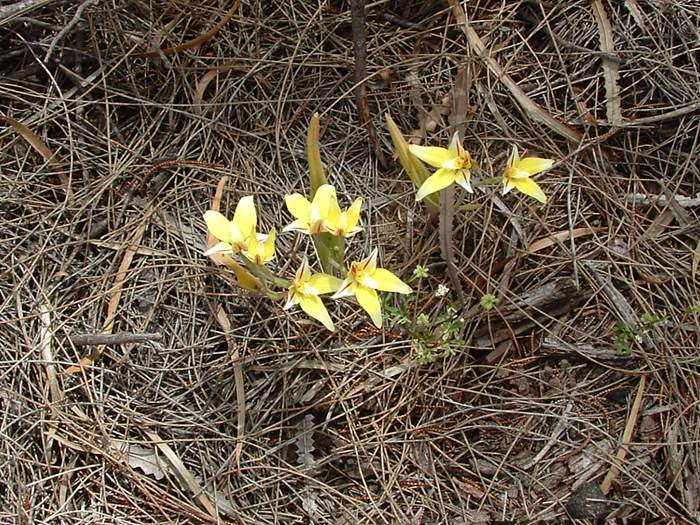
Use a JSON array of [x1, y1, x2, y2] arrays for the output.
[[409, 132, 554, 204], [203, 116, 556, 336], [204, 184, 412, 331]]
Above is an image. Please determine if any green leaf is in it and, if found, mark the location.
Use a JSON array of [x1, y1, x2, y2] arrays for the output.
[[307, 113, 327, 199], [385, 113, 440, 213]]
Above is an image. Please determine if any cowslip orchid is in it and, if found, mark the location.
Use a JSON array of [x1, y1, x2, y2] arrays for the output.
[[502, 145, 553, 204], [333, 249, 412, 328], [409, 132, 474, 201]]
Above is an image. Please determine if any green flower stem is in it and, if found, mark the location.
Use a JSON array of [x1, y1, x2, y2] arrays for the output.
[[312, 233, 345, 276], [260, 265, 292, 289], [242, 259, 284, 300]]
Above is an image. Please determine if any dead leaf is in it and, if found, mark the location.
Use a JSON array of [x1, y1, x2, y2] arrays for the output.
[[600, 375, 646, 495], [110, 439, 168, 480], [528, 227, 603, 254], [143, 0, 241, 57], [2, 113, 70, 191], [144, 430, 218, 519]]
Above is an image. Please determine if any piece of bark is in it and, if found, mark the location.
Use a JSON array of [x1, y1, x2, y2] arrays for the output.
[[473, 278, 588, 347], [540, 336, 639, 363], [350, 0, 387, 167]]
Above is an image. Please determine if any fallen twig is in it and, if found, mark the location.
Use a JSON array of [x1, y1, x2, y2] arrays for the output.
[[69, 332, 162, 347], [44, 0, 99, 62], [0, 0, 54, 26], [350, 0, 387, 168], [66, 207, 155, 373], [142, 0, 241, 57], [625, 192, 700, 208]]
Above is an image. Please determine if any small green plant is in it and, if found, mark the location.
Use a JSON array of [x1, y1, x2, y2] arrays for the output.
[[411, 265, 429, 280], [413, 339, 437, 365], [692, 301, 700, 315], [612, 321, 639, 355], [480, 293, 499, 311], [640, 312, 667, 341], [402, 291, 466, 364]]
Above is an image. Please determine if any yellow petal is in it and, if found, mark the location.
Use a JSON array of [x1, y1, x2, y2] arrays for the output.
[[503, 177, 516, 195], [298, 294, 335, 331], [415, 169, 456, 201], [360, 248, 378, 274], [447, 131, 461, 156], [512, 177, 547, 204], [516, 157, 554, 175], [233, 196, 257, 239], [307, 273, 342, 294], [454, 171, 473, 193], [241, 235, 260, 263], [283, 219, 310, 234], [355, 285, 382, 328], [203, 241, 232, 256], [370, 268, 412, 294], [507, 144, 519, 168], [203, 211, 232, 243], [262, 228, 276, 262], [312, 184, 339, 225], [344, 197, 363, 233], [408, 145, 454, 168], [295, 256, 311, 283], [332, 278, 356, 299], [285, 193, 311, 221], [284, 289, 300, 310]]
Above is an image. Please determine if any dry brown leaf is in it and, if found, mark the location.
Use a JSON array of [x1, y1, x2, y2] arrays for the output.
[[528, 227, 603, 254], [110, 439, 168, 480], [39, 302, 63, 403], [143, 0, 241, 57], [2, 113, 70, 191], [194, 69, 222, 115], [144, 430, 218, 519], [600, 374, 646, 495], [194, 65, 247, 115]]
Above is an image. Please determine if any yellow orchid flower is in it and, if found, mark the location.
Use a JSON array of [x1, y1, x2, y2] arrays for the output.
[[284, 184, 363, 238], [285, 257, 342, 331], [283, 184, 338, 235], [502, 145, 553, 204], [203, 195, 276, 264], [203, 196, 258, 256], [332, 248, 412, 328], [242, 228, 276, 265], [408, 132, 474, 201], [327, 196, 363, 238]]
